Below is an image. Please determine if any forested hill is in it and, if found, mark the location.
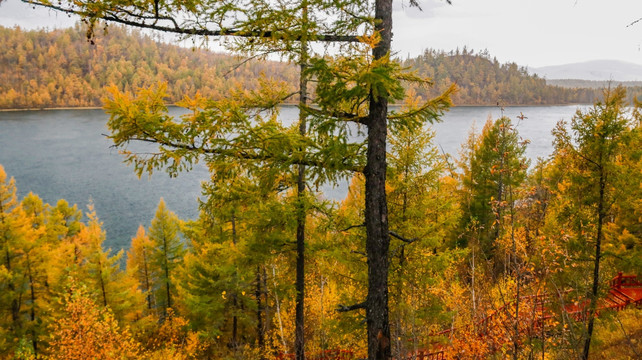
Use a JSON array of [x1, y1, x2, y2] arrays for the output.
[[0, 24, 298, 109], [1, 25, 638, 109], [401, 48, 640, 105]]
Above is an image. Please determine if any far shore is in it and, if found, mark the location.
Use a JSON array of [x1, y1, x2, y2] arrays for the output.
[[0, 102, 590, 112]]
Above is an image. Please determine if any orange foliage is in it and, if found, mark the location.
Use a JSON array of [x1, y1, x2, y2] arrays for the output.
[[48, 285, 143, 360]]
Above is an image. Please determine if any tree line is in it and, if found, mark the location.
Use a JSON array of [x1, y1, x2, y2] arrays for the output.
[[403, 48, 642, 106], [1, 86, 641, 359], [3, 26, 640, 110], [0, 24, 298, 109]]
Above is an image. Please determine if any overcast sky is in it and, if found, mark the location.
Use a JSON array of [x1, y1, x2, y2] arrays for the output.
[[1, 0, 641, 68]]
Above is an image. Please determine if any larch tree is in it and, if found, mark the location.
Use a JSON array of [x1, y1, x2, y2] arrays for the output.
[[19, 193, 51, 357], [0, 165, 23, 354], [77, 205, 142, 322], [460, 117, 529, 260], [47, 284, 143, 360], [127, 225, 155, 312], [176, 164, 291, 357], [551, 86, 631, 360], [148, 198, 184, 319], [26, 1, 455, 359]]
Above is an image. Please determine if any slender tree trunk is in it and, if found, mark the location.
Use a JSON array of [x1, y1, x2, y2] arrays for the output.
[[582, 167, 606, 360], [510, 185, 520, 360], [256, 266, 265, 360], [295, 5, 309, 357], [231, 214, 238, 349], [98, 259, 108, 307], [27, 255, 38, 356], [365, 1, 392, 359], [272, 265, 287, 350], [163, 235, 171, 312], [2, 214, 21, 331], [5, 244, 20, 329], [142, 249, 152, 310]]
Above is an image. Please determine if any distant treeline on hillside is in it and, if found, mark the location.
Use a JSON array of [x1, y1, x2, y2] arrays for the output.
[[402, 48, 642, 106], [0, 24, 298, 109], [1, 25, 640, 109]]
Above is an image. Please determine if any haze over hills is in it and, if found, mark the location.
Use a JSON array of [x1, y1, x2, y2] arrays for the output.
[[530, 60, 642, 82]]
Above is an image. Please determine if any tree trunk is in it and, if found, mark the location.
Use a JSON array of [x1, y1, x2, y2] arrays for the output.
[[231, 214, 238, 349], [365, 1, 392, 359], [163, 234, 171, 313], [256, 266, 265, 360], [582, 166, 606, 360], [295, 6, 309, 357], [142, 248, 152, 310], [27, 255, 38, 356], [98, 258, 108, 307]]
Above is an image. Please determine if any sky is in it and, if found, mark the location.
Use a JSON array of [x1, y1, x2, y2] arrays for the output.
[[1, 0, 642, 68]]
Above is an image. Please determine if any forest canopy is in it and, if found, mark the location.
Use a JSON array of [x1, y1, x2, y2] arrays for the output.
[[2, 25, 639, 109]]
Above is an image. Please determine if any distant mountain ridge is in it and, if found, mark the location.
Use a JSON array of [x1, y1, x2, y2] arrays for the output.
[[530, 60, 642, 82]]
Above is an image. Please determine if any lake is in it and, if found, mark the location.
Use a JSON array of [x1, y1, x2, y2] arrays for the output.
[[0, 105, 583, 251]]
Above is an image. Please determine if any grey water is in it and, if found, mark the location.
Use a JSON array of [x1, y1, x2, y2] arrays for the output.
[[0, 104, 582, 251]]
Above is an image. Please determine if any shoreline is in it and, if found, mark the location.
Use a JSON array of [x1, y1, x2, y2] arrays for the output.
[[0, 103, 591, 112]]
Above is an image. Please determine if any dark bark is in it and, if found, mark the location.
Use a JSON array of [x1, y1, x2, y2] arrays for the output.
[[142, 248, 152, 310], [231, 214, 238, 349], [256, 267, 265, 360], [582, 165, 606, 360], [98, 259, 108, 307], [27, 255, 38, 356], [295, 21, 309, 360], [364, 1, 392, 359], [163, 234, 171, 312]]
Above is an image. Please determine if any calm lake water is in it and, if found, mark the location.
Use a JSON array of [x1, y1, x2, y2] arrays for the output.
[[0, 105, 583, 251]]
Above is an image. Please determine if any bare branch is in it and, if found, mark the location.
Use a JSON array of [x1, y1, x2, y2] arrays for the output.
[[223, 49, 288, 77], [302, 105, 367, 124], [628, 17, 642, 27], [25, 1, 360, 43], [337, 301, 367, 312], [340, 223, 366, 232], [123, 135, 362, 172], [389, 230, 418, 243]]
